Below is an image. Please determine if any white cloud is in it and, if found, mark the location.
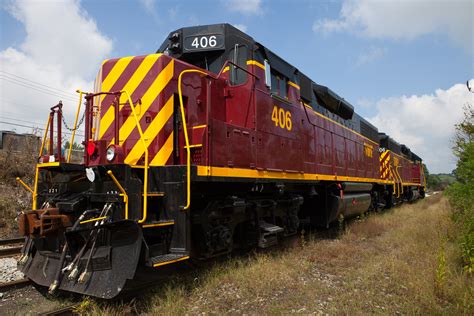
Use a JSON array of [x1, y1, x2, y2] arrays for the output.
[[225, 0, 262, 15], [368, 81, 473, 173], [233, 23, 248, 32], [355, 46, 386, 67], [139, 0, 156, 12], [313, 0, 473, 52], [0, 0, 112, 139], [139, 0, 158, 19]]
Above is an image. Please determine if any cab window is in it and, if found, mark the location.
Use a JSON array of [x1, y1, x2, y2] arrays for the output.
[[228, 44, 248, 86], [270, 70, 287, 99]]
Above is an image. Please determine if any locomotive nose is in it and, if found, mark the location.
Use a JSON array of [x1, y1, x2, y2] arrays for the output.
[[87, 54, 175, 167]]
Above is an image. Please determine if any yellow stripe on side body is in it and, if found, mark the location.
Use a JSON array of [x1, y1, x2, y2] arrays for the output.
[[197, 166, 393, 184], [150, 131, 174, 166], [99, 54, 162, 140], [119, 60, 174, 146], [246, 60, 265, 70], [288, 81, 300, 90], [223, 60, 265, 73], [124, 95, 174, 164]]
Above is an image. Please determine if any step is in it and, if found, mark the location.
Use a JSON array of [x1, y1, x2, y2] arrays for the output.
[[142, 220, 175, 228], [143, 192, 165, 197], [150, 253, 190, 268], [258, 221, 284, 248], [259, 221, 284, 234]]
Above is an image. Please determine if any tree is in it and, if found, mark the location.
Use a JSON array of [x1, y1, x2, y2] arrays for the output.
[[452, 103, 474, 184], [446, 102, 474, 273], [62, 141, 83, 151]]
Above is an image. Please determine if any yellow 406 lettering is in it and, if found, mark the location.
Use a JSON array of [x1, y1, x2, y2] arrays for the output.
[[271, 106, 292, 131]]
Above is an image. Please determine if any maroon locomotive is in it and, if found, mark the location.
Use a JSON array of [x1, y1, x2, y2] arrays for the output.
[[17, 24, 425, 298]]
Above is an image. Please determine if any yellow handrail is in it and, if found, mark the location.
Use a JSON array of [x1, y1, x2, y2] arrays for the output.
[[421, 163, 427, 191], [107, 170, 129, 219], [178, 69, 208, 210], [394, 166, 403, 198], [389, 164, 397, 197], [120, 90, 149, 223], [80, 216, 108, 225], [33, 165, 39, 210], [39, 115, 51, 157], [16, 177, 33, 194], [67, 90, 84, 163]]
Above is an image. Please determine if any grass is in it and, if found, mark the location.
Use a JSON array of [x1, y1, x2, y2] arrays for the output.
[[0, 150, 36, 237], [82, 194, 472, 315]]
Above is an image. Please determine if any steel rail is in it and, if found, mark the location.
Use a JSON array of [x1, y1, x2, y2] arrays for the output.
[[0, 246, 23, 258], [0, 278, 31, 291], [0, 237, 24, 246], [39, 304, 80, 316]]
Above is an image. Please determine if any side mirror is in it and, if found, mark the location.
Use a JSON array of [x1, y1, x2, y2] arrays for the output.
[[264, 59, 271, 88]]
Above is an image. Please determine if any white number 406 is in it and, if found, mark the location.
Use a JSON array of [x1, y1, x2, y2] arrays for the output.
[[191, 36, 217, 49]]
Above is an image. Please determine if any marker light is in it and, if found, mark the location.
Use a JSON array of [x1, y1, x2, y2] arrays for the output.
[[87, 142, 96, 156], [106, 146, 116, 162]]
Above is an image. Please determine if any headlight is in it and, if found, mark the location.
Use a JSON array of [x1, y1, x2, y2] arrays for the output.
[[85, 168, 95, 182], [106, 146, 116, 162]]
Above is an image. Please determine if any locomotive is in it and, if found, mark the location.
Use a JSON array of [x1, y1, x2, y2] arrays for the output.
[[16, 24, 425, 298]]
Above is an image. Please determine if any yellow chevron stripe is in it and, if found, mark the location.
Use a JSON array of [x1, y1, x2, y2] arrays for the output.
[[119, 60, 174, 146], [124, 95, 174, 164], [101, 56, 134, 92], [99, 105, 115, 139], [99, 54, 162, 140], [117, 54, 162, 105], [150, 131, 174, 166]]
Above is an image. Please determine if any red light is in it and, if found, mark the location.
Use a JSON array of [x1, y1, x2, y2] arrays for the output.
[[87, 142, 96, 156]]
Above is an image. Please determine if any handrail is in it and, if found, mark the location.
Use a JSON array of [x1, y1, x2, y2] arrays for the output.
[[421, 163, 427, 191], [80, 216, 108, 225], [67, 90, 84, 163], [120, 90, 149, 223], [33, 165, 39, 210], [394, 166, 403, 198], [177, 69, 210, 210], [39, 115, 51, 157], [107, 170, 129, 219], [389, 164, 397, 197], [16, 177, 33, 194]]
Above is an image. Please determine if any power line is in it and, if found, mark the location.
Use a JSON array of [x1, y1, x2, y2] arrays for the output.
[[0, 76, 78, 102], [0, 70, 78, 98], [0, 75, 78, 100], [0, 120, 85, 138], [0, 115, 48, 127]]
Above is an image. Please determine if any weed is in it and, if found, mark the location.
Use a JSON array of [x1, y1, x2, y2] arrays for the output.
[[435, 244, 447, 296], [300, 228, 306, 248]]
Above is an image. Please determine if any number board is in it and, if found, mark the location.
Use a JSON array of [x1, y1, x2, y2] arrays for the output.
[[183, 34, 225, 52]]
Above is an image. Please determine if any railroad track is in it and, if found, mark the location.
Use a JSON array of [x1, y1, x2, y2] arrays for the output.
[[0, 278, 31, 291], [39, 304, 80, 316], [0, 237, 24, 246], [0, 237, 24, 258]]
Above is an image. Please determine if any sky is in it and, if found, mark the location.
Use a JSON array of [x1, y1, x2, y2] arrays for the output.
[[0, 0, 473, 173]]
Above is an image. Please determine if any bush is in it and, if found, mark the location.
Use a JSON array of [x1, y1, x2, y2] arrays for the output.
[[445, 104, 474, 273]]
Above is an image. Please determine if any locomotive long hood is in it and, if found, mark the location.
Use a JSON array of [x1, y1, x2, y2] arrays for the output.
[[312, 83, 354, 120]]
